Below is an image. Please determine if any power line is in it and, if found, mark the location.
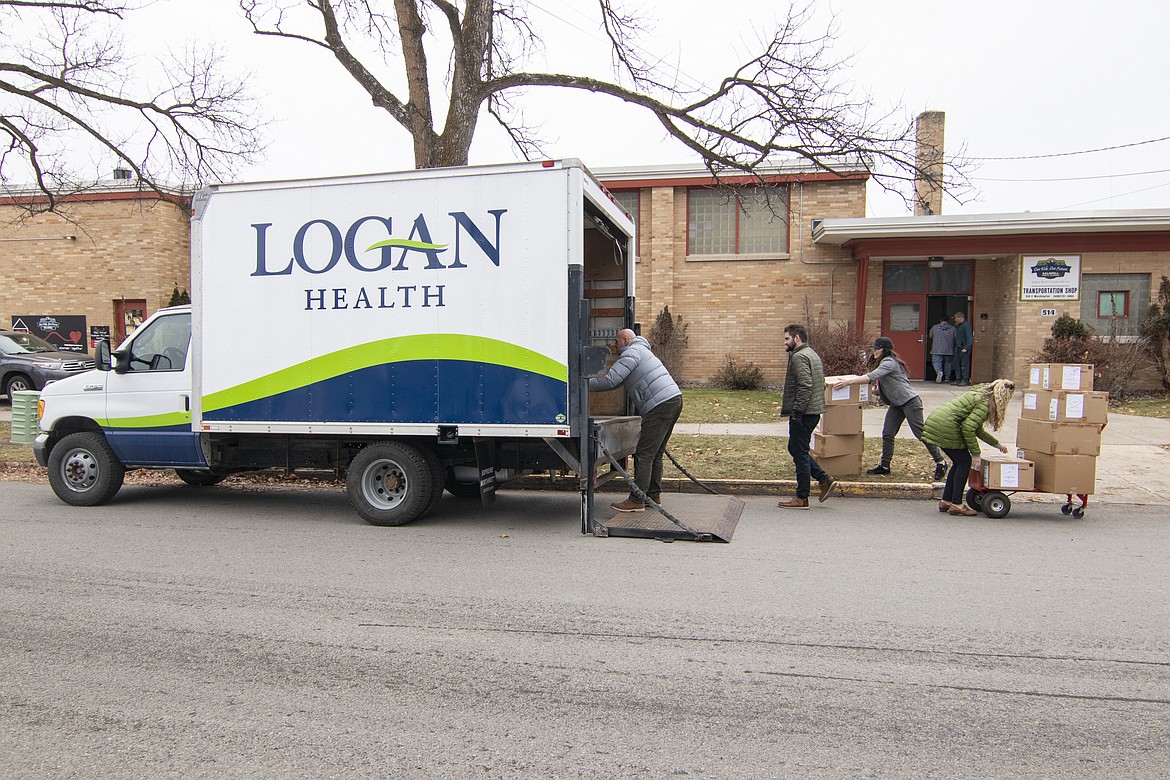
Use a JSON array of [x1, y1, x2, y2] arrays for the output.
[[973, 167, 1170, 183], [1056, 179, 1170, 210], [971, 135, 1170, 161]]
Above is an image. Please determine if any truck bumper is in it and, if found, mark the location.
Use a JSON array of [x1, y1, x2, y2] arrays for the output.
[[33, 433, 50, 467]]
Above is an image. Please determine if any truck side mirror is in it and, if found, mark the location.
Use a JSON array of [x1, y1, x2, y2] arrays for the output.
[[111, 347, 130, 374], [96, 340, 111, 372]]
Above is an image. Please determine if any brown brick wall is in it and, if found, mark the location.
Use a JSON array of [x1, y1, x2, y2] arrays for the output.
[[632, 178, 867, 385], [1, 197, 190, 347]]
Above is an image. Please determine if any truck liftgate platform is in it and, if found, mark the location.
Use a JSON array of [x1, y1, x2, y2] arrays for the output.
[[581, 418, 744, 543]]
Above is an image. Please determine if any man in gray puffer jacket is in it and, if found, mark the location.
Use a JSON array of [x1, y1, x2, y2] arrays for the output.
[[589, 329, 683, 512]]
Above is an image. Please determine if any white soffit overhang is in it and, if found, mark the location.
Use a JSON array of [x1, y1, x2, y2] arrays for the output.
[[811, 209, 1170, 246]]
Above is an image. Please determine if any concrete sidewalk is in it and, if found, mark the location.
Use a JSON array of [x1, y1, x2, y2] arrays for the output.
[[674, 381, 1170, 507]]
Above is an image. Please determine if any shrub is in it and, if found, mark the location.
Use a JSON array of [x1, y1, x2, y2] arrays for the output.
[[802, 301, 870, 377], [711, 354, 765, 390], [647, 305, 688, 378], [168, 286, 191, 306], [1031, 314, 1149, 402], [1141, 275, 1170, 393]]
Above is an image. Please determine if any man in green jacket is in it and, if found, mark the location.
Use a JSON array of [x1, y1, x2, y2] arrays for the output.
[[778, 323, 836, 509]]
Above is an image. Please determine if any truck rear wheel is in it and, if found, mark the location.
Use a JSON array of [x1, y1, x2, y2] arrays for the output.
[[346, 441, 436, 526], [47, 432, 126, 506]]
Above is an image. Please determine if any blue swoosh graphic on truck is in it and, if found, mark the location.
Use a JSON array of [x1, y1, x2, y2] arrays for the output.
[[201, 334, 569, 425]]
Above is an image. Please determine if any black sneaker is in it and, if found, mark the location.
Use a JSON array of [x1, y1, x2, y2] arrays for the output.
[[866, 465, 891, 475], [933, 462, 947, 481]]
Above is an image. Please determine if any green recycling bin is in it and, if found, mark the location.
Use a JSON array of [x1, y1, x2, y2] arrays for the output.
[[9, 389, 41, 445]]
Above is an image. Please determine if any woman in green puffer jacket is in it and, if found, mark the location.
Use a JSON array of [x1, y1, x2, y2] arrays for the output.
[[922, 379, 1016, 516]]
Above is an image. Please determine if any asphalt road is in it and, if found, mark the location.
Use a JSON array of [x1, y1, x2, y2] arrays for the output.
[[2, 481, 1167, 779]]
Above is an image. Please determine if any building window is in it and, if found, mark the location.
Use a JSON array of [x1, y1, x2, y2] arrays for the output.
[[611, 190, 640, 255], [1097, 291, 1129, 318], [1081, 273, 1149, 338], [884, 263, 926, 293], [687, 186, 788, 255]]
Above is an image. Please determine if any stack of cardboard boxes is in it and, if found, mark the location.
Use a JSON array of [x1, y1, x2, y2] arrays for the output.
[[1013, 363, 1108, 496], [812, 379, 869, 476]]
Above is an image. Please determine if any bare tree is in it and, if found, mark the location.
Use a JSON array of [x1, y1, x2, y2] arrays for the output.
[[239, 0, 971, 202], [1, 0, 266, 213]]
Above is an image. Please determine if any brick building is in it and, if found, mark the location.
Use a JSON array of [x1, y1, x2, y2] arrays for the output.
[[4, 164, 1168, 392], [596, 164, 1170, 388], [0, 176, 190, 350]]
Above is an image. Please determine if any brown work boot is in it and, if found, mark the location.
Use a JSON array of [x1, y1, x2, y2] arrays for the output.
[[647, 494, 661, 506], [610, 499, 645, 513], [817, 477, 837, 503], [777, 497, 810, 509]]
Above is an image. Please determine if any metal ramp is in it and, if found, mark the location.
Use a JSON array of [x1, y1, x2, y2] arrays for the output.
[[597, 492, 744, 542]]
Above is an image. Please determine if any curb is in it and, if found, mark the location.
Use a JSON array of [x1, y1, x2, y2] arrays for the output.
[[508, 475, 937, 500]]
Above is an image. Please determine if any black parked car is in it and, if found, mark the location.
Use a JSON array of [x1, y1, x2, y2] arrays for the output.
[[0, 331, 96, 398]]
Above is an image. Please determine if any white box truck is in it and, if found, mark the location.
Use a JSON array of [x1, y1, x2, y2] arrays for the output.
[[34, 160, 640, 532]]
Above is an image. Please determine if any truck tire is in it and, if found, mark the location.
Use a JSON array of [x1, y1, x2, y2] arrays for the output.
[[346, 441, 436, 526], [175, 469, 227, 486], [47, 432, 126, 507], [419, 447, 446, 514]]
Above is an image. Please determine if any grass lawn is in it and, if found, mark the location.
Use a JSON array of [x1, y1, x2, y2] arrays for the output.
[[678, 387, 781, 424], [1111, 398, 1170, 418], [0, 421, 32, 464], [663, 435, 937, 482]]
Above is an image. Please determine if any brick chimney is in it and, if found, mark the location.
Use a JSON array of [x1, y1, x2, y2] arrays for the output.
[[914, 111, 945, 216]]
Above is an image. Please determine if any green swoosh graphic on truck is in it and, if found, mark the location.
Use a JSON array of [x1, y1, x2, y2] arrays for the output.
[[99, 411, 191, 429], [202, 333, 567, 413], [365, 239, 448, 251]]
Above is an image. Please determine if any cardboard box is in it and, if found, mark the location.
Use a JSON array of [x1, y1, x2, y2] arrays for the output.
[[813, 451, 863, 476], [1028, 363, 1094, 391], [811, 430, 865, 458], [1019, 449, 1097, 495], [823, 378, 870, 406], [980, 456, 1035, 491], [816, 404, 863, 435], [1020, 389, 1109, 424], [1015, 418, 1102, 456]]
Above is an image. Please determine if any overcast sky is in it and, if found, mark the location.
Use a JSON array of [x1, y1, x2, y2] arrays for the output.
[[122, 0, 1170, 217]]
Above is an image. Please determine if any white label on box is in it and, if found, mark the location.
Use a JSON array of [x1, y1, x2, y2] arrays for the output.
[[1062, 366, 1082, 390], [1043, 366, 1051, 389], [1065, 393, 1085, 419], [1048, 399, 1059, 421], [999, 463, 1020, 488], [1030, 367, 1041, 386], [831, 386, 851, 401], [1023, 392, 1038, 411], [859, 385, 869, 402]]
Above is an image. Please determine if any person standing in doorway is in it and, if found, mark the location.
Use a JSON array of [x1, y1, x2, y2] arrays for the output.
[[588, 328, 683, 513], [953, 312, 972, 385], [778, 323, 837, 509], [831, 336, 948, 481], [928, 315, 957, 383]]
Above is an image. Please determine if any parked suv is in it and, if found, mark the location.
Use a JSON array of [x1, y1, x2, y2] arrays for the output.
[[0, 331, 96, 398]]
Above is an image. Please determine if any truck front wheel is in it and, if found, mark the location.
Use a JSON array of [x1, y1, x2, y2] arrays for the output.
[[47, 432, 126, 506], [346, 441, 437, 526]]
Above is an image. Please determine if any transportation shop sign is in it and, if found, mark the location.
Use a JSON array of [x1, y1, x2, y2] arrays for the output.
[[1020, 254, 1081, 301]]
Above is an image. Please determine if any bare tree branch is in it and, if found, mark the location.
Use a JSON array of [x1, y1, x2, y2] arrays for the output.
[[1, 0, 267, 213], [237, 0, 973, 201]]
